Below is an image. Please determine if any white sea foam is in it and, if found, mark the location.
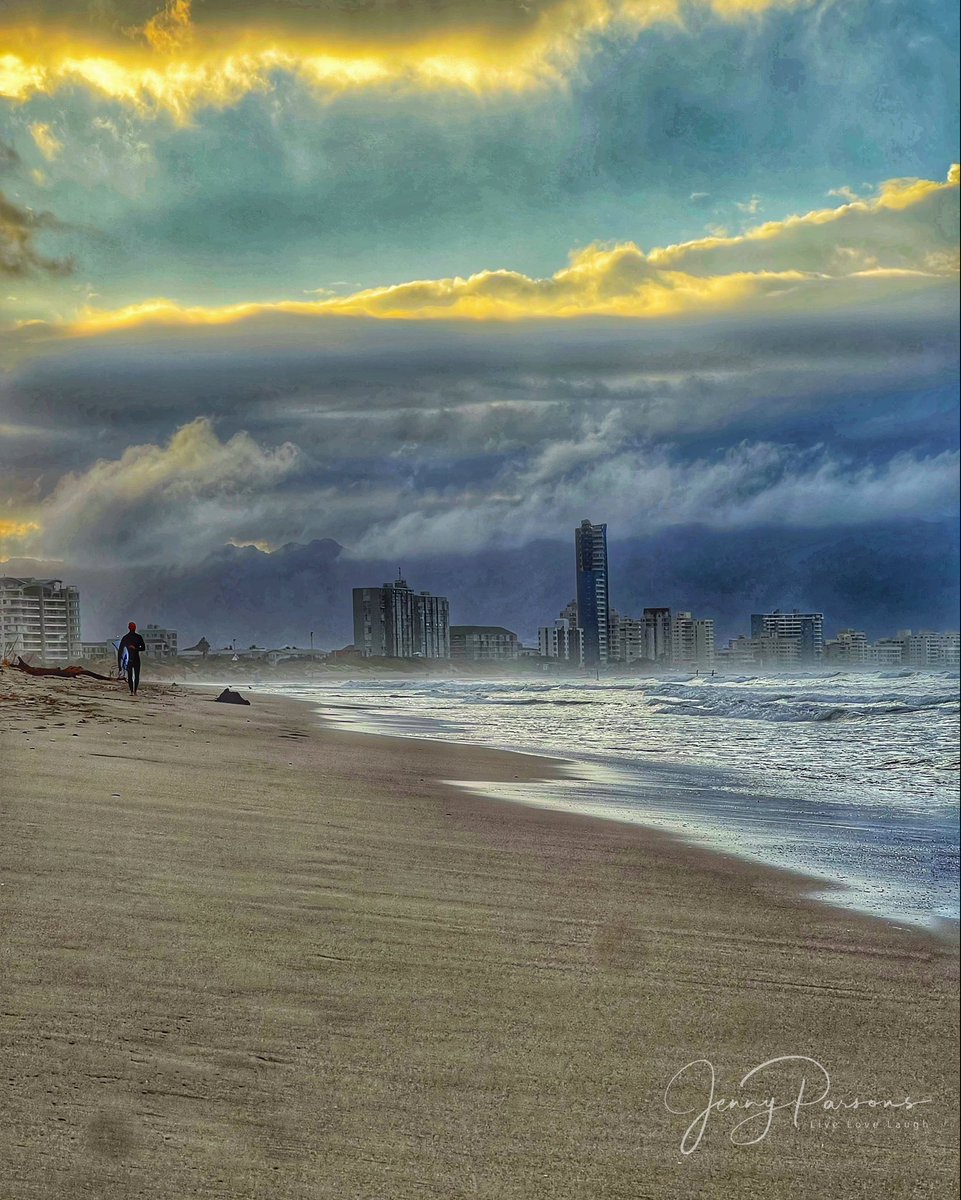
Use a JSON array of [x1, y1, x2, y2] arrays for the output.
[[261, 671, 960, 930]]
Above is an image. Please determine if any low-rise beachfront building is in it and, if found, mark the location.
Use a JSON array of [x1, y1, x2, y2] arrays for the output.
[[823, 629, 960, 671], [142, 624, 178, 659], [0, 576, 81, 662], [450, 626, 520, 662], [81, 640, 115, 660], [716, 632, 801, 670], [716, 636, 759, 668], [758, 634, 804, 667]]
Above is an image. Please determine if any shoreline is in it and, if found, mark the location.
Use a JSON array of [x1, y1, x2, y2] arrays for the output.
[[245, 681, 960, 939], [2, 672, 958, 1198]]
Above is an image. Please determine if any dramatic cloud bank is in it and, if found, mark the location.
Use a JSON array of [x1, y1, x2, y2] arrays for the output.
[[1, 0, 810, 116], [31, 418, 299, 562], [1, 0, 956, 643], [9, 165, 953, 342], [3, 305, 957, 575]]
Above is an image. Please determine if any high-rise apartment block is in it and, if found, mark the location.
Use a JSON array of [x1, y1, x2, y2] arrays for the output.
[[417, 593, 450, 659], [607, 610, 647, 665], [352, 578, 450, 659], [671, 611, 716, 668], [575, 520, 609, 669], [642, 607, 673, 663], [750, 610, 824, 663], [0, 576, 81, 662]]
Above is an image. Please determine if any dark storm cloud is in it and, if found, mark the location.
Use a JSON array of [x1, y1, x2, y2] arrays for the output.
[[1, 306, 956, 600], [0, 140, 21, 174], [0, 191, 74, 277], [2, 307, 956, 476]]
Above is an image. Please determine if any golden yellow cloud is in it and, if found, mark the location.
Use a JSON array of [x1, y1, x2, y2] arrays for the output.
[[0, 518, 40, 540], [28, 122, 62, 161], [0, 517, 42, 562], [18, 164, 950, 338], [0, 0, 806, 117], [141, 0, 194, 55]]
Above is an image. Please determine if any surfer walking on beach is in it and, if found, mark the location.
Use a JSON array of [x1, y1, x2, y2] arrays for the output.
[[118, 622, 146, 695]]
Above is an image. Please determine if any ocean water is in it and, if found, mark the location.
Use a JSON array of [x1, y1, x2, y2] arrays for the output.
[[259, 671, 960, 932]]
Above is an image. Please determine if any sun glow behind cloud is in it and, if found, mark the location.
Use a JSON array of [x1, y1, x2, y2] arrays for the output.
[[10, 165, 952, 342], [0, 0, 810, 117]]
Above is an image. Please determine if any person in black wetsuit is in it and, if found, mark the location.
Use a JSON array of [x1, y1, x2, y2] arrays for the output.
[[118, 622, 146, 694]]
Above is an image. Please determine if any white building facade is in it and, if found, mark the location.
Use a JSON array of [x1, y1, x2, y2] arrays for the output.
[[0, 577, 82, 662], [538, 617, 584, 665], [142, 624, 179, 658], [671, 612, 716, 669], [751, 610, 824, 663]]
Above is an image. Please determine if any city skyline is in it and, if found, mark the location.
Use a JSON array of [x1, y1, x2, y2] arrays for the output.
[[4, 542, 958, 657], [6, 550, 957, 669]]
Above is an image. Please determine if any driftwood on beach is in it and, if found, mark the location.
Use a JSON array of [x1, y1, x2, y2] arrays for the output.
[[6, 656, 113, 682]]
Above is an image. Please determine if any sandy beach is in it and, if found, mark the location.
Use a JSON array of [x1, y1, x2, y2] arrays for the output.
[[1, 670, 957, 1199]]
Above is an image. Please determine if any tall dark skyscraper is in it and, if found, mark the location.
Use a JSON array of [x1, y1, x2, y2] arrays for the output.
[[575, 519, 609, 668]]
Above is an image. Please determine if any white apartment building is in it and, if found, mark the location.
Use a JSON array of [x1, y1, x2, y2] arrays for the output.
[[671, 612, 716, 668], [889, 630, 960, 670], [449, 625, 519, 662], [873, 638, 904, 667], [824, 628, 875, 667], [717, 632, 801, 669], [0, 576, 82, 662], [619, 616, 646, 665], [750, 610, 824, 662], [642, 608, 673, 663], [142, 624, 179, 658], [539, 617, 584, 665]]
